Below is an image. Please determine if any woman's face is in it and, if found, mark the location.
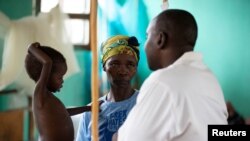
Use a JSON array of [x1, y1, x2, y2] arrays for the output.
[[104, 54, 137, 88]]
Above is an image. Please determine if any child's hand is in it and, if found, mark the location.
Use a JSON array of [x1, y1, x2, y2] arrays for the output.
[[28, 42, 40, 53], [67, 100, 105, 116]]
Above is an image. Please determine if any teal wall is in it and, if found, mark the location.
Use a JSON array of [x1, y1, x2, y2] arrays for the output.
[[174, 0, 250, 118], [0, 0, 32, 20], [146, 0, 250, 117]]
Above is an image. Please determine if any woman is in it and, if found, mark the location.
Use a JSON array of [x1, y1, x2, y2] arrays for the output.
[[76, 35, 140, 141]]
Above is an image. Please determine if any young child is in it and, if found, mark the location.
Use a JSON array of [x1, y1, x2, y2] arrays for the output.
[[25, 42, 92, 141]]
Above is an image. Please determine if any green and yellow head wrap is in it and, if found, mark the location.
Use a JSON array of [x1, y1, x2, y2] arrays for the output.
[[101, 35, 140, 64]]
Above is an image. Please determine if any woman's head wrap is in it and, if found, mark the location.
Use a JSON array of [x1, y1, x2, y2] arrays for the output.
[[101, 35, 140, 64]]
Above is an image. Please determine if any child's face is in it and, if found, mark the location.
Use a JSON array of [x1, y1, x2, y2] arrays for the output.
[[48, 63, 67, 93]]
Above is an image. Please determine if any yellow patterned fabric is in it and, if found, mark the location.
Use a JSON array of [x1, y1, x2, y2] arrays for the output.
[[101, 35, 139, 64]]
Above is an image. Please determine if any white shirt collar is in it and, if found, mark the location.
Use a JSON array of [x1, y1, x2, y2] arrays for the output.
[[171, 51, 203, 67]]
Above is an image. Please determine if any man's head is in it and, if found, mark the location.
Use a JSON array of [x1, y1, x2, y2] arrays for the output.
[[145, 9, 198, 70], [25, 46, 67, 92], [101, 35, 140, 87]]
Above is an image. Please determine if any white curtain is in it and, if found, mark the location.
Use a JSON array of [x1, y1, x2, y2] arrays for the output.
[[0, 6, 80, 95]]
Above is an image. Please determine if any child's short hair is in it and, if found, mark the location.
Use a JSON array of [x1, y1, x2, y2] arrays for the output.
[[25, 46, 66, 82]]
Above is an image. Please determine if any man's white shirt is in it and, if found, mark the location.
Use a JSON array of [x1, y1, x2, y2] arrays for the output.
[[118, 52, 228, 141]]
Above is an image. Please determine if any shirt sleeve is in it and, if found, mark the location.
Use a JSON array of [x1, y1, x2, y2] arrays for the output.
[[118, 80, 177, 141], [75, 112, 91, 141]]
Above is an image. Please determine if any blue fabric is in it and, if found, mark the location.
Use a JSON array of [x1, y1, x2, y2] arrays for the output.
[[76, 90, 139, 141]]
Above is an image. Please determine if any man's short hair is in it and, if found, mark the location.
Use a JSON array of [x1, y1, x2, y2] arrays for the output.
[[156, 9, 198, 47]]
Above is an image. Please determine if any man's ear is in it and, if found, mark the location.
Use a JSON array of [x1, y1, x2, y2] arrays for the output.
[[157, 31, 167, 49]]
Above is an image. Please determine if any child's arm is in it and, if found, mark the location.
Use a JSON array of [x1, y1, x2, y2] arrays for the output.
[[67, 106, 91, 116], [67, 100, 104, 116], [28, 42, 52, 107]]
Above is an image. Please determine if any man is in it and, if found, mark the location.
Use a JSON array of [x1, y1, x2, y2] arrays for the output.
[[76, 35, 140, 141], [117, 9, 228, 141]]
